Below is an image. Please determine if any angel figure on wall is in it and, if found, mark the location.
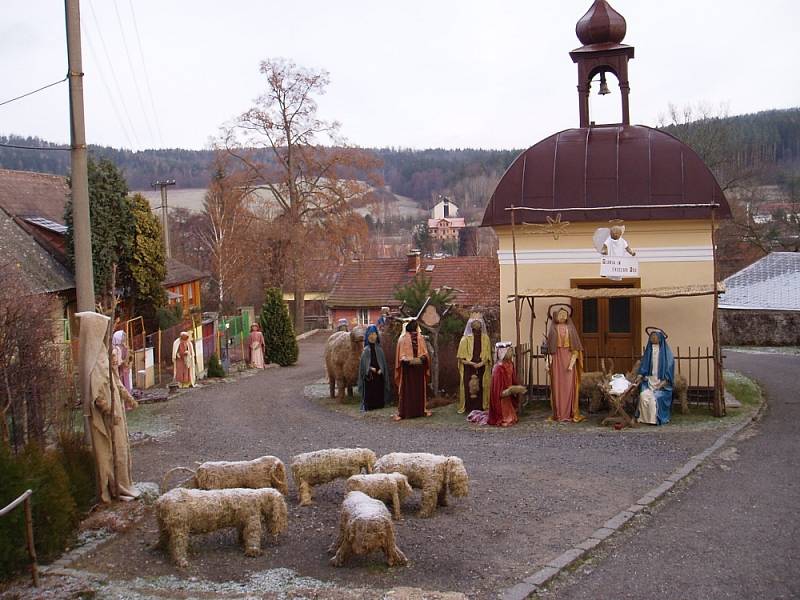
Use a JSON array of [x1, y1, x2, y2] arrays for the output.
[[594, 219, 636, 258], [546, 305, 585, 423]]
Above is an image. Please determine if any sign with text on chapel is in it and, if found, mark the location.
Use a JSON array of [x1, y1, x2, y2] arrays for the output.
[[600, 255, 639, 278]]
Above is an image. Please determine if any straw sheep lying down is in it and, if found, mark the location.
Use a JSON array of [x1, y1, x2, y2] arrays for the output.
[[195, 455, 289, 496], [290, 447, 377, 506], [346, 473, 414, 520], [374, 452, 469, 518], [155, 487, 287, 567], [329, 491, 407, 567]]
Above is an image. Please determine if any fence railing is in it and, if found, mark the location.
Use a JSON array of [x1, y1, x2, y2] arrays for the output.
[[0, 489, 38, 587], [517, 343, 716, 408]]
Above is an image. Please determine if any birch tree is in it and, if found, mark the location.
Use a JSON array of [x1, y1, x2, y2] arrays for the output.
[[198, 154, 257, 311]]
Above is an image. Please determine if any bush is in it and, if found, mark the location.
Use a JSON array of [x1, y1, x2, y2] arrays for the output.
[[259, 288, 298, 366], [0, 444, 78, 580], [56, 432, 97, 513], [157, 303, 184, 330], [207, 353, 226, 378]]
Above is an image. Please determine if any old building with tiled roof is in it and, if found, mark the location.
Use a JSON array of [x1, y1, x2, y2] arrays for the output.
[[327, 252, 499, 326]]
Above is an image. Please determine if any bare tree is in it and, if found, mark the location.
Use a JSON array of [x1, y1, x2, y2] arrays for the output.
[[224, 58, 381, 329], [0, 263, 62, 451], [197, 152, 258, 312]]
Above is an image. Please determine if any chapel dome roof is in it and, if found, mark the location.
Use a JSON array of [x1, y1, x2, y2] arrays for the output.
[[480, 124, 731, 227], [575, 0, 627, 47]]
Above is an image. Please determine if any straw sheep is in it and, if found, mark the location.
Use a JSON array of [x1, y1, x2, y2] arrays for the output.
[[290, 447, 377, 506], [346, 473, 414, 520], [194, 455, 289, 496], [324, 326, 367, 401], [374, 453, 469, 518], [155, 487, 287, 567], [329, 491, 407, 567]]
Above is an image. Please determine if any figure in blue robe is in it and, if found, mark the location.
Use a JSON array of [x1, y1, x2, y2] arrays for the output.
[[358, 325, 390, 411], [636, 329, 674, 425]]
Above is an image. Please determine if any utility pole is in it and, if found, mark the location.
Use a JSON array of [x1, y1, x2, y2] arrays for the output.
[[65, 0, 94, 312], [65, 0, 96, 454], [152, 179, 176, 258]]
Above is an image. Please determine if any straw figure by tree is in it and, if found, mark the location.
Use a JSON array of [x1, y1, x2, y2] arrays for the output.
[[259, 287, 298, 366]]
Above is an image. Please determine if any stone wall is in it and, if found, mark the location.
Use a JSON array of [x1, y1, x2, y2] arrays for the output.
[[720, 309, 800, 346]]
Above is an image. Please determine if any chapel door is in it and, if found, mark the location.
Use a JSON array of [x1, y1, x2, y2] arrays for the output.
[[571, 280, 640, 374]]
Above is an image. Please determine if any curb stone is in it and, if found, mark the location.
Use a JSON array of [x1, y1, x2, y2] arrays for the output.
[[499, 398, 766, 598]]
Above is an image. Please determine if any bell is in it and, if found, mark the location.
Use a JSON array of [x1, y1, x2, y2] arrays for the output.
[[598, 71, 611, 96]]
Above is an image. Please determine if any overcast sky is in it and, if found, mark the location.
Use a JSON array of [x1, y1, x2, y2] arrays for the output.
[[1, 0, 797, 151]]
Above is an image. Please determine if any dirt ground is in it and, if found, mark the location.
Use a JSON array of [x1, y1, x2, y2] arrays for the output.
[[48, 333, 753, 598]]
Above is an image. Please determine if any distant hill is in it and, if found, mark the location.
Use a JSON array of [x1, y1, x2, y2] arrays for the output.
[[2, 107, 797, 202]]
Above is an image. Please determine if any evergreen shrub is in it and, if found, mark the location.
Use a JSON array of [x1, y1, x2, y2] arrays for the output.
[[207, 353, 226, 378], [259, 288, 298, 366], [0, 445, 78, 580]]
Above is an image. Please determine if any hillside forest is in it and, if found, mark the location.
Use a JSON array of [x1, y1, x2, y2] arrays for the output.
[[1, 106, 798, 314]]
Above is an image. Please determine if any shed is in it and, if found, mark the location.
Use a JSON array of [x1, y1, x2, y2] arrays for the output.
[[719, 252, 800, 345]]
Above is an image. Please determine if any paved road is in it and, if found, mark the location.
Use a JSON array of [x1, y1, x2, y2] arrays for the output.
[[549, 351, 800, 600]]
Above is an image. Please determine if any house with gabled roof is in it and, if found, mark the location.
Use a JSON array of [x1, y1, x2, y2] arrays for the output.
[[327, 252, 499, 327], [0, 168, 208, 315]]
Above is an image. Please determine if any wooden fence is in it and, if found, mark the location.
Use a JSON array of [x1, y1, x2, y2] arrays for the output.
[[0, 489, 38, 586], [517, 343, 716, 408]]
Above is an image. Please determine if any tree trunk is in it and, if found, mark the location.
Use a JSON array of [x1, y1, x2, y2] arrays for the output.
[[430, 329, 439, 398], [292, 280, 305, 334]]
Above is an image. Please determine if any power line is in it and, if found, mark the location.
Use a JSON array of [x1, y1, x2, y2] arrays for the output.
[[112, 0, 156, 145], [85, 0, 140, 148], [127, 0, 164, 147], [0, 76, 68, 107], [80, 17, 136, 149], [0, 142, 70, 151]]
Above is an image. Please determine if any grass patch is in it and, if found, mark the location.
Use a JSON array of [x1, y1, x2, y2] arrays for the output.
[[126, 402, 175, 438], [724, 370, 763, 407]]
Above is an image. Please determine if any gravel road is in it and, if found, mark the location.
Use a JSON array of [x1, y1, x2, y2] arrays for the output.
[[69, 334, 745, 598]]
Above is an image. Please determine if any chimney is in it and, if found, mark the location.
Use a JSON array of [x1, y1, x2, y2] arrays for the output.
[[407, 250, 421, 273]]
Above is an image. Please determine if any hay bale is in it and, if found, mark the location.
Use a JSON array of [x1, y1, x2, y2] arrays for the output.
[[346, 473, 414, 520], [155, 487, 287, 567], [290, 447, 376, 506], [329, 491, 407, 567], [374, 453, 468, 518], [195, 455, 289, 496]]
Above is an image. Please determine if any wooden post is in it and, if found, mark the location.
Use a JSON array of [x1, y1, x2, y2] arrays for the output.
[[23, 494, 38, 587], [510, 206, 522, 375], [157, 328, 162, 385], [710, 206, 725, 416]]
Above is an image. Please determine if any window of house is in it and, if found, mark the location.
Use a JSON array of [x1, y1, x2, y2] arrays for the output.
[[187, 282, 194, 303], [357, 308, 369, 325]]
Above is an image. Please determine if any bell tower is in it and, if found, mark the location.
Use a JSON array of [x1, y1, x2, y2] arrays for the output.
[[569, 0, 635, 127]]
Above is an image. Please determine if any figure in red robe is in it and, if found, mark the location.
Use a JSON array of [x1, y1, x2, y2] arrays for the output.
[[487, 344, 523, 427]]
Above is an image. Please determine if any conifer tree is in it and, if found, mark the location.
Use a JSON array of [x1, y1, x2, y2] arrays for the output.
[[259, 287, 298, 366]]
